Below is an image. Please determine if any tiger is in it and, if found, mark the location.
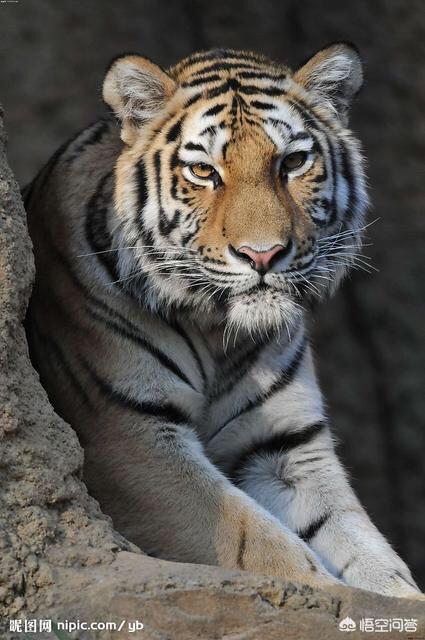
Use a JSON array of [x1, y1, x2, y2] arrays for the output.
[[23, 43, 422, 599]]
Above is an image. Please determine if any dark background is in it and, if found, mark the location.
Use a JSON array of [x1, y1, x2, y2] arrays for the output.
[[1, 0, 424, 587]]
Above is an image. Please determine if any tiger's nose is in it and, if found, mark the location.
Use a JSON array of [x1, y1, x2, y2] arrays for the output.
[[230, 241, 292, 274]]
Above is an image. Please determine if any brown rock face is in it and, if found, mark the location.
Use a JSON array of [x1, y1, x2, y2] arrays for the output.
[[0, 110, 424, 638]]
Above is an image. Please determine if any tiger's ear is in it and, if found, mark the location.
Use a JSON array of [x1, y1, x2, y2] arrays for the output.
[[293, 43, 363, 124], [103, 54, 176, 144]]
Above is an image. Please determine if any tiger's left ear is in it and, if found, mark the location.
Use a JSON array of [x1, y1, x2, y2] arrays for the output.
[[293, 43, 363, 124], [103, 54, 176, 145]]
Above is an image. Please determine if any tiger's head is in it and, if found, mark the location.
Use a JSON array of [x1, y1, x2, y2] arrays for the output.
[[103, 45, 368, 336]]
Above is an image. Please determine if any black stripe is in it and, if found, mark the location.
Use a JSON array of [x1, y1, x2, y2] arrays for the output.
[[209, 336, 307, 440], [82, 359, 189, 424], [189, 61, 259, 75], [292, 455, 325, 466], [229, 421, 327, 479], [208, 342, 264, 402], [268, 118, 292, 133], [206, 82, 234, 100], [237, 71, 287, 81], [250, 100, 276, 110], [181, 227, 198, 246], [297, 513, 330, 542], [238, 85, 285, 97], [291, 131, 311, 141], [222, 140, 229, 160], [85, 305, 197, 391], [182, 74, 222, 87], [30, 320, 93, 410], [311, 172, 327, 185], [136, 160, 149, 209], [199, 125, 217, 137], [169, 146, 184, 171], [65, 119, 111, 164], [337, 557, 355, 579], [159, 209, 181, 236], [184, 93, 203, 108], [165, 117, 184, 143], [170, 174, 179, 200], [244, 117, 264, 128], [237, 523, 247, 569], [285, 97, 318, 129], [338, 137, 357, 221], [203, 104, 226, 117], [310, 136, 328, 185], [184, 142, 208, 153], [310, 196, 331, 227], [181, 49, 266, 70], [165, 317, 207, 389], [153, 150, 181, 236], [134, 159, 156, 251], [326, 138, 339, 227], [85, 171, 119, 282], [199, 264, 246, 279]]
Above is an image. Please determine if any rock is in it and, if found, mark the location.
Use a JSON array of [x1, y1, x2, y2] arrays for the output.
[[0, 109, 424, 639]]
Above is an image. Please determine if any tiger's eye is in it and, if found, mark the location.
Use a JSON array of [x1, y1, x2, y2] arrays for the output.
[[190, 163, 217, 179], [281, 151, 308, 174]]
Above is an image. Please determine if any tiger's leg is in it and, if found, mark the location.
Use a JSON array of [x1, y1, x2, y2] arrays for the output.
[[85, 410, 339, 589], [228, 421, 422, 598]]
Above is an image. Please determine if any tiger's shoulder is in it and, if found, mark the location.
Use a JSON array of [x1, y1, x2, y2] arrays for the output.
[[23, 116, 122, 215]]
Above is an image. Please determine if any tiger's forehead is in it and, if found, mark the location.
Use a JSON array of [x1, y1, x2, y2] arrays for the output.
[[166, 50, 312, 161]]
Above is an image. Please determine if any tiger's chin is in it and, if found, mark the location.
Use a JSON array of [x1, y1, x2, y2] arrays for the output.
[[226, 287, 303, 338]]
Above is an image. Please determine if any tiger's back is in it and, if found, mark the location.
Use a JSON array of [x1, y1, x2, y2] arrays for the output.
[[25, 118, 210, 547], [25, 117, 125, 422]]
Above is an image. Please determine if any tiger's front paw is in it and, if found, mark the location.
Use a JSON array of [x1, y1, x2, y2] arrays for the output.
[[343, 557, 421, 599], [228, 516, 341, 590]]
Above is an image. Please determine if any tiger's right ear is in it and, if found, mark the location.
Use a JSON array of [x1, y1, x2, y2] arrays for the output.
[[103, 54, 176, 145]]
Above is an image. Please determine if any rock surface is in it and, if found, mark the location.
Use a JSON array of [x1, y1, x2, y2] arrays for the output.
[[0, 109, 424, 638]]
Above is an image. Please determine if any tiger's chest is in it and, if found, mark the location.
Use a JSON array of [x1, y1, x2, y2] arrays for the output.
[[86, 297, 307, 446], [144, 321, 300, 443]]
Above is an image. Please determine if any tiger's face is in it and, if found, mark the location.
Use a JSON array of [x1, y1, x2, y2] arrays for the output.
[[104, 46, 368, 335]]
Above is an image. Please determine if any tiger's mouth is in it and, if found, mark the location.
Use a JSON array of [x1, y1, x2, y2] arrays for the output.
[[224, 266, 318, 299], [132, 234, 363, 330]]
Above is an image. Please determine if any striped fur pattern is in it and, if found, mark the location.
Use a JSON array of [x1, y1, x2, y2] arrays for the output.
[[25, 45, 421, 598]]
